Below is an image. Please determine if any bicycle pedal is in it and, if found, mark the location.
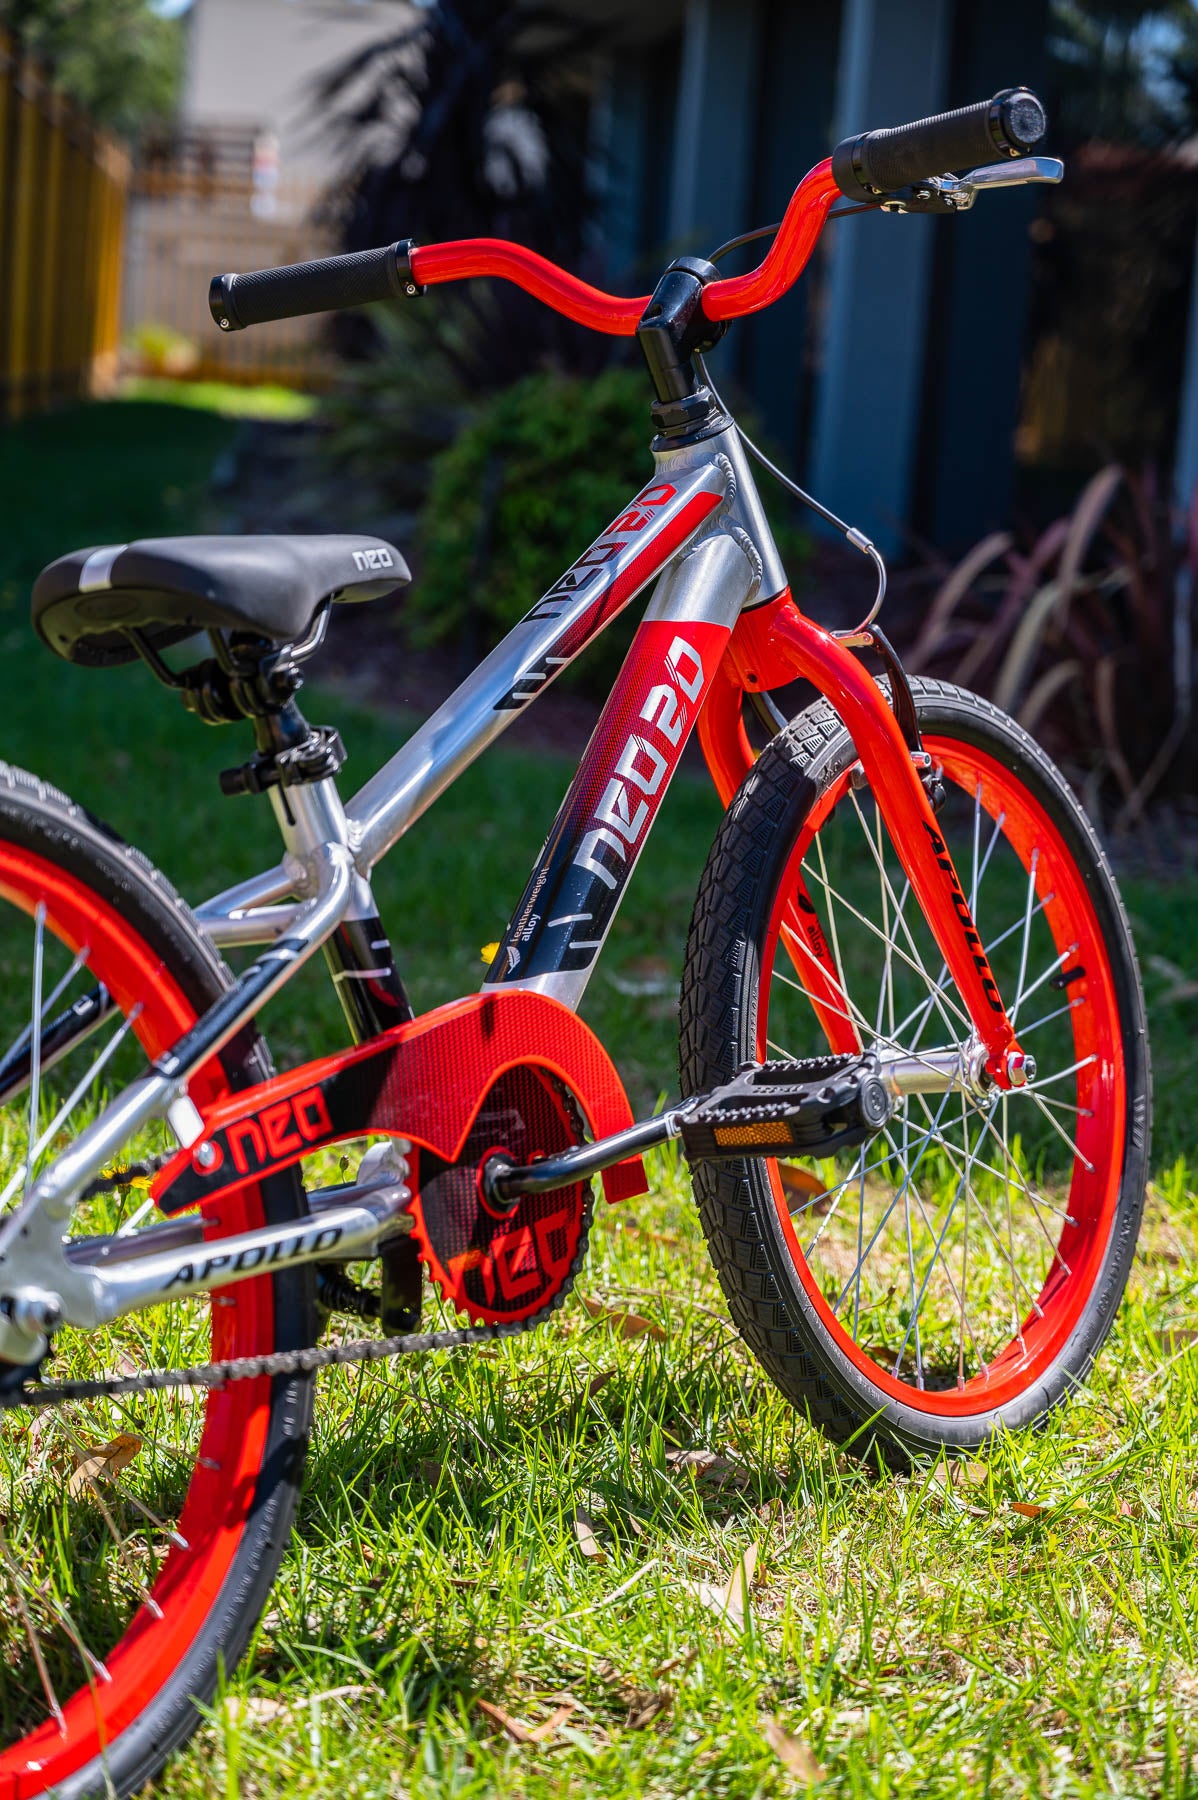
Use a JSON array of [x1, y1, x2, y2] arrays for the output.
[[679, 1054, 892, 1161]]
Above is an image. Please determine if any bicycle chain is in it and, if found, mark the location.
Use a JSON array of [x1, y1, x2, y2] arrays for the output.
[[5, 1309, 548, 1414]]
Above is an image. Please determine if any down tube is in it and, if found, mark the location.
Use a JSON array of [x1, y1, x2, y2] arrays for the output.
[[484, 530, 760, 1010]]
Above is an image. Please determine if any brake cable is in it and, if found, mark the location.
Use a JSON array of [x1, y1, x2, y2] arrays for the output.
[[694, 207, 888, 657]]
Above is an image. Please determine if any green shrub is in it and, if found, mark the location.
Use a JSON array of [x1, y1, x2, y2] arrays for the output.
[[124, 321, 198, 378], [413, 370, 809, 695]]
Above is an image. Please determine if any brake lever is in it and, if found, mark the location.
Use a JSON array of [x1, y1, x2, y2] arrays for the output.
[[878, 155, 1065, 215]]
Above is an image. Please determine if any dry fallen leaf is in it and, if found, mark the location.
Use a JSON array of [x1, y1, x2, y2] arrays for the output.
[[763, 1715, 826, 1783], [666, 1447, 749, 1489], [585, 1370, 617, 1400], [929, 1461, 987, 1495], [1150, 1327, 1198, 1355], [530, 1702, 575, 1742], [777, 1164, 829, 1212], [667, 1447, 720, 1473], [417, 1459, 444, 1485], [221, 1695, 288, 1727], [579, 1296, 666, 1342], [625, 1687, 672, 1730], [476, 1699, 535, 1744], [475, 1698, 574, 1745], [1009, 1500, 1046, 1520], [652, 1648, 695, 1679], [684, 1542, 758, 1628], [574, 1507, 607, 1564], [68, 1433, 142, 1500]]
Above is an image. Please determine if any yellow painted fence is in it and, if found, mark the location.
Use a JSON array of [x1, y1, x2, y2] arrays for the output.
[[0, 33, 129, 421]]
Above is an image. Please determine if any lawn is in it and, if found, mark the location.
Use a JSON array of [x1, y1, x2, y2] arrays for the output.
[[1, 400, 1197, 1797]]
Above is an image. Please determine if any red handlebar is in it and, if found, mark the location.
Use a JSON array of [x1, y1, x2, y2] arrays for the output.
[[408, 161, 840, 337], [409, 240, 647, 336]]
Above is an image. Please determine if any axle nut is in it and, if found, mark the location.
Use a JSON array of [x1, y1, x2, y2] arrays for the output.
[[860, 1077, 891, 1128], [1005, 1050, 1036, 1088]]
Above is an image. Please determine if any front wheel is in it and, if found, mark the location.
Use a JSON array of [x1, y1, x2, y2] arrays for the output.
[[680, 679, 1150, 1462]]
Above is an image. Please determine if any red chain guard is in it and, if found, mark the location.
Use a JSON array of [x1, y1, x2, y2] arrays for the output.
[[153, 992, 648, 1244]]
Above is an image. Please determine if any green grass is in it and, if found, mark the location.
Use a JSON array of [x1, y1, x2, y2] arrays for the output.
[[2, 401, 1198, 1796], [117, 375, 320, 421]]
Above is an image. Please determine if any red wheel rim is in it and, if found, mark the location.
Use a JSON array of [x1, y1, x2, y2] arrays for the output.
[[0, 845, 280, 1797], [757, 738, 1125, 1417]]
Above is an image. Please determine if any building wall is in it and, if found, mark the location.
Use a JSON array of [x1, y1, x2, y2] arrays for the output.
[[183, 0, 409, 183], [590, 0, 1102, 555]]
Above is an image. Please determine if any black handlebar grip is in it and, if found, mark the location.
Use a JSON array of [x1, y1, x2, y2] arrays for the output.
[[209, 240, 421, 332], [832, 88, 1047, 202]]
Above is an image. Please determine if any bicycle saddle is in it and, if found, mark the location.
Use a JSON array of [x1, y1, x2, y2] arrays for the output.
[[32, 533, 410, 668]]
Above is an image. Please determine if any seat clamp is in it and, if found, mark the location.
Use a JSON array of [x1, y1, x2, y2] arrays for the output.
[[220, 726, 347, 799]]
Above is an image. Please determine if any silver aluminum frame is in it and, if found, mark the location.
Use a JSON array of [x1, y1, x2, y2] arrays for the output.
[[0, 423, 785, 1362]]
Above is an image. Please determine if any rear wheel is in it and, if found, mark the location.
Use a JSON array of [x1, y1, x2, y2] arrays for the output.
[[680, 681, 1150, 1461], [0, 767, 315, 1798]]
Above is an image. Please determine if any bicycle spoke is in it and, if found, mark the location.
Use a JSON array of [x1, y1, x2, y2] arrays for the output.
[[829, 1089, 957, 1316], [0, 1004, 143, 1213], [1017, 996, 1085, 1039], [894, 892, 1056, 1051], [1, 943, 91, 1076], [850, 789, 968, 1048], [1029, 1091, 1093, 1120], [852, 1146, 867, 1340], [0, 1519, 66, 1734], [887, 1120, 972, 1382], [1012, 941, 1080, 1018], [24, 902, 46, 1199], [52, 1417, 166, 1620], [1025, 1090, 1094, 1172], [1026, 1054, 1097, 1092], [1010, 849, 1040, 1021], [1001, 1095, 1028, 1350], [899, 1108, 925, 1387], [906, 1096, 1046, 1322], [802, 853, 972, 1032], [770, 953, 963, 1085]]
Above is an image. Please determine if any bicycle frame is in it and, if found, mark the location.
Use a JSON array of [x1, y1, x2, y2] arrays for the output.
[[0, 412, 1025, 1362]]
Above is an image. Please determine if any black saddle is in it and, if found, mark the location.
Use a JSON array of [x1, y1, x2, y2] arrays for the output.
[[33, 533, 411, 669]]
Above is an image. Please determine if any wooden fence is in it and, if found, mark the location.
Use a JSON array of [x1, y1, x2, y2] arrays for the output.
[[123, 128, 335, 389], [0, 33, 130, 421]]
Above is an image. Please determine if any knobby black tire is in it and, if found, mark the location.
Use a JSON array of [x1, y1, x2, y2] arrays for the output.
[[0, 765, 316, 1800], [679, 681, 1151, 1463]]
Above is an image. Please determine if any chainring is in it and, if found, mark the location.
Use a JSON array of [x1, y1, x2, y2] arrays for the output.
[[407, 1064, 592, 1325]]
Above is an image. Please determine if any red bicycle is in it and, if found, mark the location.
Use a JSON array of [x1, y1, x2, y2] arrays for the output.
[[0, 89, 1149, 1797]]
